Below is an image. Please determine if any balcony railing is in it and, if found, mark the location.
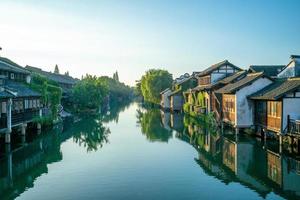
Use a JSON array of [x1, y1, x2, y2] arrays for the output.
[[288, 119, 300, 135], [12, 110, 40, 125]]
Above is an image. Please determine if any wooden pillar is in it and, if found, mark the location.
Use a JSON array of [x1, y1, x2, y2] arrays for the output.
[[37, 123, 41, 135], [5, 98, 12, 143], [21, 123, 27, 136], [279, 135, 283, 154], [5, 144, 13, 187]]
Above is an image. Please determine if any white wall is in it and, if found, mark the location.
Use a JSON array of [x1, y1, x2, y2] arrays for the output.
[[211, 73, 226, 84], [26, 75, 31, 84], [282, 98, 300, 129], [278, 60, 296, 78], [161, 90, 171, 109], [236, 78, 273, 127], [171, 95, 183, 111]]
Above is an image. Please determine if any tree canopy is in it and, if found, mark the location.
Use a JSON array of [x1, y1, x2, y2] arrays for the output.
[[98, 76, 132, 103], [72, 74, 109, 111], [140, 69, 173, 104]]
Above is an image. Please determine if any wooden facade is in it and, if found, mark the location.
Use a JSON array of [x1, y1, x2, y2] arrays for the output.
[[222, 94, 236, 125], [254, 100, 282, 132], [198, 75, 211, 85]]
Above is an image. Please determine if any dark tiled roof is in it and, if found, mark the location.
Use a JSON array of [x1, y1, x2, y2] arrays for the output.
[[215, 72, 266, 94], [192, 71, 247, 92], [0, 57, 30, 74], [26, 65, 78, 85], [5, 80, 41, 97], [0, 90, 14, 99], [197, 60, 241, 77], [250, 78, 300, 100], [291, 55, 300, 59], [249, 65, 285, 77], [217, 70, 247, 84]]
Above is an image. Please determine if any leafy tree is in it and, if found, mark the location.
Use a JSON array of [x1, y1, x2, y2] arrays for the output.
[[98, 76, 132, 103], [54, 64, 60, 74], [29, 74, 62, 119], [134, 80, 142, 96], [72, 74, 109, 111], [140, 69, 173, 104]]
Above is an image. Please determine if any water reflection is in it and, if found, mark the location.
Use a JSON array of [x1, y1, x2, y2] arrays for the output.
[[160, 109, 300, 200], [0, 102, 130, 199], [136, 108, 173, 142]]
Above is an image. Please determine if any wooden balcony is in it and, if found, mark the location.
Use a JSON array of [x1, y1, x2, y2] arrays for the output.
[[12, 110, 40, 126], [288, 119, 300, 135]]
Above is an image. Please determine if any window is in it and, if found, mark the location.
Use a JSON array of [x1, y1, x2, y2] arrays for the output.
[[33, 99, 37, 108], [25, 100, 28, 109], [10, 73, 14, 79], [1, 102, 6, 113], [37, 99, 40, 108], [224, 98, 235, 113], [29, 100, 32, 109], [267, 101, 281, 117], [199, 76, 211, 85]]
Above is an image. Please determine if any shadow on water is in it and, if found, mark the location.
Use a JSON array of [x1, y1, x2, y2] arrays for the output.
[[0, 101, 131, 200], [157, 109, 300, 200]]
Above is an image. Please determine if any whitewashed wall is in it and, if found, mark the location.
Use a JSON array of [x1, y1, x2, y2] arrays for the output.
[[161, 90, 171, 109], [171, 95, 183, 111], [211, 73, 226, 84], [236, 78, 273, 127], [282, 98, 300, 130]]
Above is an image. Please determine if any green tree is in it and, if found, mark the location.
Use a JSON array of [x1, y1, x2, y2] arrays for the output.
[[54, 64, 60, 74], [72, 74, 109, 111], [134, 80, 142, 96], [140, 69, 173, 104], [98, 76, 132, 103]]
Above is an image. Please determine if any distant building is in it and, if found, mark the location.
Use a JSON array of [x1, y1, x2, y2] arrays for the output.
[[168, 73, 197, 112], [25, 65, 78, 96], [0, 57, 42, 141]]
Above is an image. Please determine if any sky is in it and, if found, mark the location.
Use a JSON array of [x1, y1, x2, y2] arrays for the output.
[[0, 0, 300, 86]]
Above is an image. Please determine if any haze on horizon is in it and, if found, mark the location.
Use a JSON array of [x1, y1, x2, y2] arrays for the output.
[[0, 0, 300, 86]]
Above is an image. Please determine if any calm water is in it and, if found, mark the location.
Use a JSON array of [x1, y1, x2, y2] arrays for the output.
[[0, 102, 299, 200]]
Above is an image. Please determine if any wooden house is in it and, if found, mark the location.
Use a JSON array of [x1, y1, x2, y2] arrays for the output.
[[0, 57, 42, 142], [250, 78, 300, 136], [185, 60, 242, 115], [25, 65, 78, 97], [215, 72, 273, 129], [160, 88, 172, 110], [168, 73, 197, 112]]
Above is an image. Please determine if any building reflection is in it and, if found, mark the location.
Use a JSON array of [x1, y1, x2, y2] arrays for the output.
[[0, 102, 129, 199], [160, 110, 300, 200]]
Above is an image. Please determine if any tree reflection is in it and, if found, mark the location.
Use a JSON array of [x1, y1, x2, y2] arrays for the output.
[[101, 100, 131, 123], [71, 117, 111, 152], [136, 108, 172, 142]]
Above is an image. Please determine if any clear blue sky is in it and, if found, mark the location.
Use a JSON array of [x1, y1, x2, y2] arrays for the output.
[[0, 0, 299, 85]]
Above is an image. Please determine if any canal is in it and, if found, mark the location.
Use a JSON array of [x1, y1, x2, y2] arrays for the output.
[[0, 102, 299, 200]]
